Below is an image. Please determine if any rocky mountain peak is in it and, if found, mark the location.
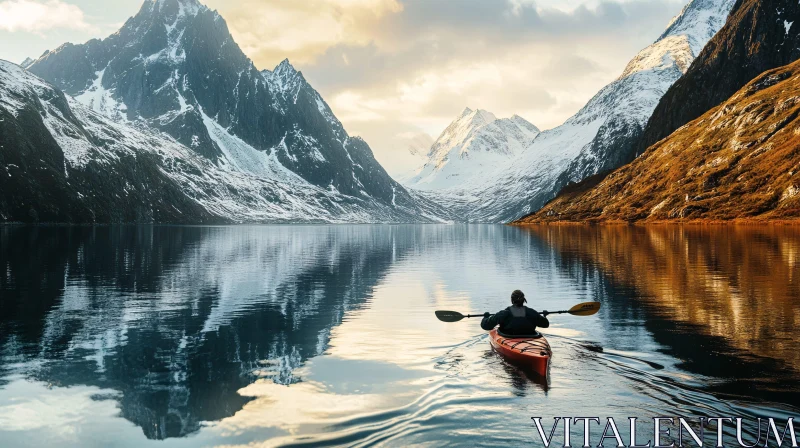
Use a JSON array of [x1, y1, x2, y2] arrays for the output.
[[265, 58, 306, 93], [274, 58, 298, 76], [617, 0, 735, 80], [467, 108, 497, 125], [433, 108, 497, 140], [134, 0, 211, 35]]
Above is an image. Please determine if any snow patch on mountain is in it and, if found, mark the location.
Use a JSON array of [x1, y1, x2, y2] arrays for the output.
[[74, 68, 129, 121], [198, 105, 299, 182], [618, 35, 694, 78], [0, 62, 95, 167]]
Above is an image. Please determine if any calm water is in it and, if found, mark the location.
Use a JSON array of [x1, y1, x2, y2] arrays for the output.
[[0, 224, 798, 447]]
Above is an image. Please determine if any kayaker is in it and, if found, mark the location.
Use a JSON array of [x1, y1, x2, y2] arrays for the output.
[[480, 290, 549, 336]]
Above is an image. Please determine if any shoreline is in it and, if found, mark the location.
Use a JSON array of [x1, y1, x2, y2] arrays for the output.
[[0, 221, 456, 227], [2, 220, 799, 227], [510, 218, 800, 227]]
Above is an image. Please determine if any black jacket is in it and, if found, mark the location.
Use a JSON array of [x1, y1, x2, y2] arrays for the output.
[[481, 305, 549, 335]]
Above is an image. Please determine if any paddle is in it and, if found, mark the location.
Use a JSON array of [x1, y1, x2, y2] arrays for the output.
[[435, 301, 601, 322], [544, 301, 602, 316]]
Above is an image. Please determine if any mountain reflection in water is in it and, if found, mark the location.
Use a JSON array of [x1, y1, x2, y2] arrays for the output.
[[0, 226, 404, 439], [522, 224, 800, 403], [0, 224, 798, 446]]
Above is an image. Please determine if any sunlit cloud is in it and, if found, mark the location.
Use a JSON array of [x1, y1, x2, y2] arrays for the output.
[[206, 0, 402, 66], [0, 0, 93, 33]]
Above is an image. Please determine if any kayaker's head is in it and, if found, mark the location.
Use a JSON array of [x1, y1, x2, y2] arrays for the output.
[[511, 289, 526, 307]]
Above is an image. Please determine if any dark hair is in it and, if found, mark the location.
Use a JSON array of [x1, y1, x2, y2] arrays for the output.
[[511, 290, 526, 306]]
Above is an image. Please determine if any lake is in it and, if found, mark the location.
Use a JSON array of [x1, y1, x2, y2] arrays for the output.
[[0, 224, 798, 447]]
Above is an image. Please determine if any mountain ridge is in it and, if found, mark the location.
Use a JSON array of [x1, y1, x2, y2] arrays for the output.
[[637, 0, 800, 154], [518, 58, 800, 223], [27, 0, 406, 203], [520, 0, 800, 224], [0, 59, 449, 223], [416, 0, 736, 222], [16, 0, 447, 223]]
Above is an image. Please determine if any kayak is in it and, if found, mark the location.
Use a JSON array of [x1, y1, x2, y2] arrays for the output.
[[489, 329, 552, 377]]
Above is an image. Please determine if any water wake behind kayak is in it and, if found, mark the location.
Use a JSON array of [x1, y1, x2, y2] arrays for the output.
[[274, 330, 795, 446]]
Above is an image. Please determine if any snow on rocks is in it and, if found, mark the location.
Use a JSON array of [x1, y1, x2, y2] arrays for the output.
[[74, 68, 129, 121]]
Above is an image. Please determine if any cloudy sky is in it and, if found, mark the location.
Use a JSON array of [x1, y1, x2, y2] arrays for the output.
[[0, 0, 688, 173]]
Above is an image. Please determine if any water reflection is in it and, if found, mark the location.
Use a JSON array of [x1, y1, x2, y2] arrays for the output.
[[0, 226, 410, 439], [522, 224, 800, 404], [0, 224, 798, 446]]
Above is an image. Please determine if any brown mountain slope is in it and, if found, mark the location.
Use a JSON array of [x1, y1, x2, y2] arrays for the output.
[[517, 59, 800, 223], [636, 0, 800, 155]]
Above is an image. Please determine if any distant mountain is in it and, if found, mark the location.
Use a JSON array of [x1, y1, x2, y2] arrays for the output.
[[19, 57, 33, 68], [382, 131, 433, 181], [406, 107, 540, 190], [0, 60, 443, 223], [637, 0, 800, 154], [402, 132, 434, 158], [422, 0, 735, 222], [21, 0, 445, 223], [517, 58, 800, 223]]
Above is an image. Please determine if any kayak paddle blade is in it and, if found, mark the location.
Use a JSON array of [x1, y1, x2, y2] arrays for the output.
[[568, 302, 601, 316], [435, 310, 465, 322]]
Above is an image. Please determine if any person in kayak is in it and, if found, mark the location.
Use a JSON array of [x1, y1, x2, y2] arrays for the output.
[[480, 290, 549, 336]]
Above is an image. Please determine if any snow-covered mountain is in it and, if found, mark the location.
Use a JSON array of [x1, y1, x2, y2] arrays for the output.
[[406, 108, 540, 190], [0, 60, 445, 223], [17, 0, 446, 223], [420, 0, 735, 222]]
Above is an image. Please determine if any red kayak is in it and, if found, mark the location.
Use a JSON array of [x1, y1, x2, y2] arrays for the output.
[[489, 329, 552, 377]]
